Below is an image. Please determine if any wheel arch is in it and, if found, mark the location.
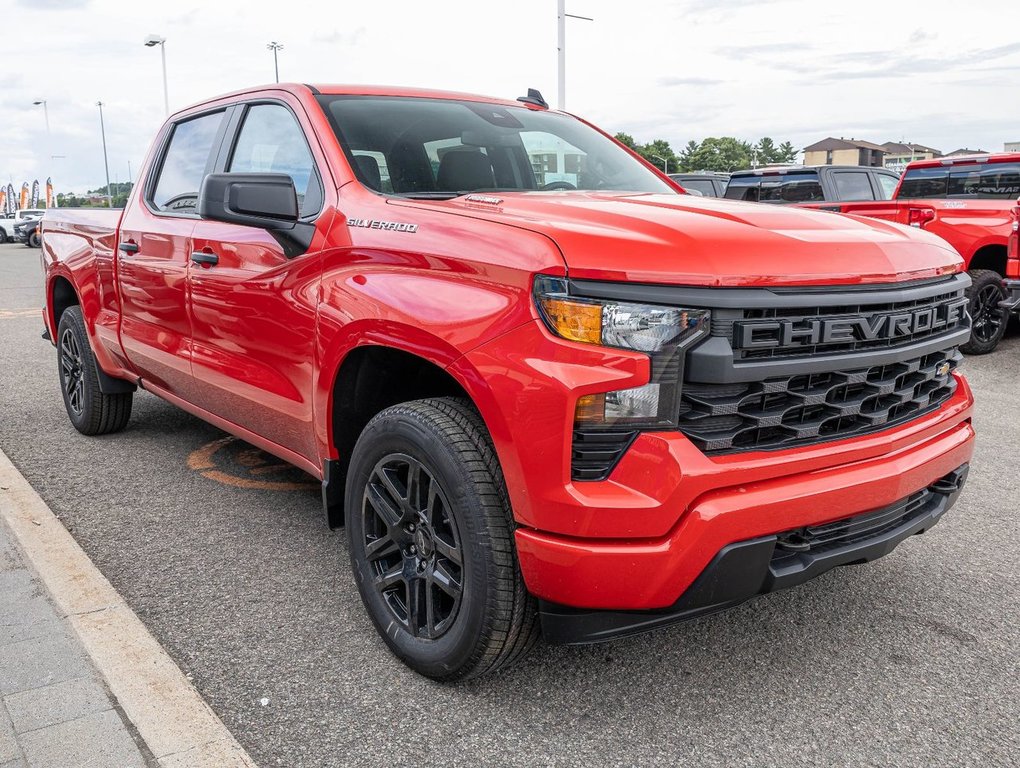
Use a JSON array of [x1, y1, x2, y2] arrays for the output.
[[968, 242, 1008, 276], [319, 330, 513, 528]]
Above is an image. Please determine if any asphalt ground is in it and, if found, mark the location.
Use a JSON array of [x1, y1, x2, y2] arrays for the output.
[[1, 241, 1018, 767]]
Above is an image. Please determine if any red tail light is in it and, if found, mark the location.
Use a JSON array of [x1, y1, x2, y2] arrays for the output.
[[1008, 199, 1019, 267], [907, 207, 936, 228]]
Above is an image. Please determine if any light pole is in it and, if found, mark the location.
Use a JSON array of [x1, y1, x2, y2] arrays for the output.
[[267, 41, 284, 83], [32, 100, 53, 205], [96, 101, 112, 208], [652, 154, 668, 174], [144, 35, 169, 116], [556, 1, 593, 110]]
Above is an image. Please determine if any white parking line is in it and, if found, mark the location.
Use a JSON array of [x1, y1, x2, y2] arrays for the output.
[[0, 447, 257, 767]]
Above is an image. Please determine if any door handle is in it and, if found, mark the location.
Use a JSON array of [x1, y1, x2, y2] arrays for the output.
[[190, 251, 219, 266], [118, 242, 139, 253]]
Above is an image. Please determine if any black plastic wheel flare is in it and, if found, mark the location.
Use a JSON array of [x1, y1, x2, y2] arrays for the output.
[[362, 453, 464, 639], [971, 283, 1005, 343], [60, 327, 85, 415]]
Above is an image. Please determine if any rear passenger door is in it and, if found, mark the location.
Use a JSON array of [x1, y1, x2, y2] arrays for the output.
[[118, 109, 229, 400], [187, 98, 328, 463]]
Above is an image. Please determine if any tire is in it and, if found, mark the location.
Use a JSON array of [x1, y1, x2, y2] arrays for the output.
[[28, 231, 41, 248], [961, 269, 1008, 355], [0, 228, 8, 244], [56, 306, 132, 435], [345, 397, 538, 681]]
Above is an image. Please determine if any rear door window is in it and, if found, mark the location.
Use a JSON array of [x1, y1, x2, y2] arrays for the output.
[[724, 175, 760, 201], [947, 163, 1020, 198], [679, 178, 716, 196], [898, 167, 949, 199], [832, 171, 876, 201], [759, 172, 823, 203], [151, 111, 225, 214]]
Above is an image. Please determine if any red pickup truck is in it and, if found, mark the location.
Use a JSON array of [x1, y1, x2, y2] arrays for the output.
[[41, 84, 975, 680], [799, 153, 1020, 354]]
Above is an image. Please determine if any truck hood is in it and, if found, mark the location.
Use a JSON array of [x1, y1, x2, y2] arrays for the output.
[[392, 191, 963, 287]]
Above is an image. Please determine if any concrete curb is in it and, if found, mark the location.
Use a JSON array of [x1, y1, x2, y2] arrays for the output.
[[0, 447, 257, 767]]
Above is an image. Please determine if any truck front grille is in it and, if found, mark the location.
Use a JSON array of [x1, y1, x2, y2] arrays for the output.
[[677, 348, 960, 453]]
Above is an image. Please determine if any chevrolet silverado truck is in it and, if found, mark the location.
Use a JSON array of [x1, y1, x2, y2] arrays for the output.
[[794, 153, 1020, 354], [41, 84, 975, 681]]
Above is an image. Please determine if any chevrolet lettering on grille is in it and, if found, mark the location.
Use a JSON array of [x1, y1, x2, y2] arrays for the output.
[[734, 297, 969, 350]]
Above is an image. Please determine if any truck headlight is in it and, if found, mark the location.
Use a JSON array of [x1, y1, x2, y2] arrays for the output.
[[533, 275, 710, 428]]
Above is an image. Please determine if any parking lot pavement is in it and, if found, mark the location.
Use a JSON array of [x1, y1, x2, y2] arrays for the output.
[[1, 241, 1018, 767]]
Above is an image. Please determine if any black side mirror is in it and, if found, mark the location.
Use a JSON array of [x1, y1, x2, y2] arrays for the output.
[[198, 173, 313, 254]]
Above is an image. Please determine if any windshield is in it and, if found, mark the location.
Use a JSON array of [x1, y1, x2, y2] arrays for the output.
[[317, 95, 675, 199]]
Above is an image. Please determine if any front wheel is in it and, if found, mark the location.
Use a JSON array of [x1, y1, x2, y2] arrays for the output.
[[56, 306, 133, 435], [961, 269, 1008, 355], [28, 230, 41, 248], [345, 398, 538, 681]]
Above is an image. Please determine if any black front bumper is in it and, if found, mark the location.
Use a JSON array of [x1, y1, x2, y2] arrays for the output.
[[540, 464, 969, 645]]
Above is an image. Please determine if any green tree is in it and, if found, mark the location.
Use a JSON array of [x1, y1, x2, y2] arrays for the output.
[[678, 140, 700, 171], [777, 141, 799, 164], [637, 139, 679, 174], [614, 132, 638, 150], [687, 137, 753, 172]]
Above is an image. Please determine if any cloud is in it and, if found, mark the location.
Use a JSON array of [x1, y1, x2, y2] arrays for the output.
[[909, 28, 936, 44], [18, 0, 89, 6], [313, 27, 367, 46], [658, 76, 724, 87]]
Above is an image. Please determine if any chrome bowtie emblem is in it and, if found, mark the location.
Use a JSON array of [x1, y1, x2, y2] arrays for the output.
[[936, 361, 951, 376]]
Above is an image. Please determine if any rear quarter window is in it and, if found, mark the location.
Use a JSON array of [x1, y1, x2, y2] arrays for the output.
[[832, 171, 876, 201], [947, 163, 1020, 198]]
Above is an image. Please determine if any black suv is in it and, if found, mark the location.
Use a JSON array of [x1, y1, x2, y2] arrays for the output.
[[668, 172, 730, 198], [724, 165, 900, 206]]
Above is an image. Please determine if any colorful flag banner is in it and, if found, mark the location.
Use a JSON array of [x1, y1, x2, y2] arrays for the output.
[[19, 182, 28, 210], [6, 184, 14, 214], [0, 188, 6, 215], [46, 178, 54, 208], [30, 180, 40, 208]]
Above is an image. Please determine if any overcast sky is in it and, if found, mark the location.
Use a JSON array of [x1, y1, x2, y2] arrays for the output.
[[3, 0, 1018, 193]]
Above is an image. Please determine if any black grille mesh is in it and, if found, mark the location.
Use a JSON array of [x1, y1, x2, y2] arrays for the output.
[[677, 348, 960, 453]]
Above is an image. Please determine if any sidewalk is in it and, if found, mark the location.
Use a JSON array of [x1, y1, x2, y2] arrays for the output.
[[0, 516, 150, 767]]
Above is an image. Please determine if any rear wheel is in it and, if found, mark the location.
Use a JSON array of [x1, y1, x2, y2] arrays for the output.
[[0, 228, 8, 244], [56, 306, 132, 435], [961, 269, 1008, 355], [28, 230, 41, 248], [345, 397, 538, 681]]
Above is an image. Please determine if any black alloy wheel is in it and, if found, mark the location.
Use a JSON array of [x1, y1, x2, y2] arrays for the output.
[[59, 326, 86, 416], [362, 453, 464, 639], [346, 398, 538, 681], [961, 269, 1008, 355], [55, 306, 133, 435]]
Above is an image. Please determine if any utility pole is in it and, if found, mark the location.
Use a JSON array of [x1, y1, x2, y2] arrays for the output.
[[557, 1, 593, 110], [96, 101, 112, 207], [267, 42, 284, 83]]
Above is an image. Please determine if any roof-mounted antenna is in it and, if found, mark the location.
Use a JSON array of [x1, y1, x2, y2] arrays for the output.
[[517, 88, 549, 109]]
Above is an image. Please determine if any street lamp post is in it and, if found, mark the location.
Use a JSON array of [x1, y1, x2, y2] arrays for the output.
[[556, 1, 593, 110], [96, 101, 113, 208], [143, 35, 169, 116], [33, 100, 56, 207], [652, 154, 668, 174], [267, 42, 284, 83]]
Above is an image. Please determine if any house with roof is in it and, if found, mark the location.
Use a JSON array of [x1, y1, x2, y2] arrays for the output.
[[881, 142, 942, 172], [803, 137, 887, 167]]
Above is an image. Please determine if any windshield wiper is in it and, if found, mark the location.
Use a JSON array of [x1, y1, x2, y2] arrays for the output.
[[392, 191, 464, 200]]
